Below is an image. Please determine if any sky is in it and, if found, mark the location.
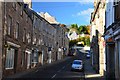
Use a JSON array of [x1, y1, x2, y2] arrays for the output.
[[32, 2, 94, 26]]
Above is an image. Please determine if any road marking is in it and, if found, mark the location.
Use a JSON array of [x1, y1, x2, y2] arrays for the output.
[[62, 66, 65, 69], [35, 70, 39, 72], [57, 69, 62, 72], [57, 62, 71, 72], [51, 74, 56, 78]]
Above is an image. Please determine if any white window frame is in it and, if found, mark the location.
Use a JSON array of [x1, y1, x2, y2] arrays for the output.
[[8, 16, 12, 35], [23, 28, 26, 42], [5, 48, 15, 69], [27, 32, 31, 43], [21, 51, 25, 66], [14, 22, 19, 39], [20, 6, 23, 16], [12, 2, 17, 10]]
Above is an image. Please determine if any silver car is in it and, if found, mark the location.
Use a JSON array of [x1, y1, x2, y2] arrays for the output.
[[71, 60, 84, 71]]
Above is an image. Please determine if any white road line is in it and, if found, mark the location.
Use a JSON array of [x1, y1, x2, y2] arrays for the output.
[[35, 70, 39, 72], [62, 66, 65, 69], [57, 62, 71, 72], [57, 69, 62, 72], [51, 74, 56, 78]]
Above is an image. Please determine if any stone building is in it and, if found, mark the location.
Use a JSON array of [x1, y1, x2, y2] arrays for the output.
[[90, 0, 106, 76], [51, 24, 64, 60], [30, 10, 57, 65], [0, 2, 69, 79], [51, 24, 69, 60], [39, 12, 59, 24], [60, 24, 69, 57], [104, 0, 120, 79], [40, 12, 69, 60], [0, 2, 33, 78]]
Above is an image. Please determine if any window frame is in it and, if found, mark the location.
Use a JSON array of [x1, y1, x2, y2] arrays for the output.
[[23, 28, 26, 42], [5, 48, 15, 69], [8, 15, 12, 35], [14, 22, 19, 39], [20, 6, 23, 16], [12, 2, 17, 10]]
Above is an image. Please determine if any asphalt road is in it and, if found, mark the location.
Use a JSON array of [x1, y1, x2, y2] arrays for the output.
[[19, 50, 85, 80]]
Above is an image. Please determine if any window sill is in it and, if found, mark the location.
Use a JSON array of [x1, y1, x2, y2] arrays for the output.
[[5, 67, 14, 70]]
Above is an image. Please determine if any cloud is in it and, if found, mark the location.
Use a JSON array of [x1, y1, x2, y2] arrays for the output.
[[72, 8, 94, 23], [78, 0, 94, 4], [77, 8, 94, 16]]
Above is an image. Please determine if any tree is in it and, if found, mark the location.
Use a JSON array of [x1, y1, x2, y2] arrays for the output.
[[69, 40, 77, 48], [84, 36, 90, 46], [86, 25, 91, 35], [68, 24, 91, 47], [78, 25, 86, 34], [70, 24, 78, 30], [69, 24, 79, 33], [78, 25, 90, 34]]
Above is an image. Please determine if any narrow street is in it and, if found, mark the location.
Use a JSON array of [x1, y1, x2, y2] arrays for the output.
[[5, 50, 85, 80], [20, 51, 85, 80], [4, 49, 105, 80], [0, 1, 119, 79]]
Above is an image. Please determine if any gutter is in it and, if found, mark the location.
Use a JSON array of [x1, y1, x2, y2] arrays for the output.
[[91, 0, 101, 21]]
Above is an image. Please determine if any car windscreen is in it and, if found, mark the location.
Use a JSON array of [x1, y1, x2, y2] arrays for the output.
[[73, 61, 81, 64]]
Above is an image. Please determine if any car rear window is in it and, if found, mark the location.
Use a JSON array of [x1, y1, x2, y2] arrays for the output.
[[73, 61, 81, 64]]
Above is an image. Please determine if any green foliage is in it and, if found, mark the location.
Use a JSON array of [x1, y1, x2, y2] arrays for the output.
[[69, 24, 90, 35], [69, 36, 90, 47], [66, 28, 70, 32], [68, 24, 90, 47], [70, 24, 78, 29], [78, 25, 90, 34], [84, 36, 90, 46], [69, 40, 78, 47]]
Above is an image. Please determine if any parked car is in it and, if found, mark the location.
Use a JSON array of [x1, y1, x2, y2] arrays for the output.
[[86, 53, 90, 58], [71, 60, 84, 72]]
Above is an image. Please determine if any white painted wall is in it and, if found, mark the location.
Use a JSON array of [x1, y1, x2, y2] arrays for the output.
[[106, 0, 114, 28]]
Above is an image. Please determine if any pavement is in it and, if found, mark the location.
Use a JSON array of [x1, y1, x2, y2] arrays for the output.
[[4, 56, 71, 79], [84, 58, 105, 80]]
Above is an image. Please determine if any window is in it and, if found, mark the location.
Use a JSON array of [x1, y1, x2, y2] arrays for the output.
[[20, 6, 23, 16], [26, 15, 28, 22], [21, 51, 25, 66], [14, 22, 19, 39], [38, 39, 41, 45], [38, 35, 41, 45], [114, 0, 120, 21], [12, 2, 17, 10], [23, 29, 26, 42], [8, 16, 12, 35], [33, 33, 37, 45], [26, 32, 31, 43], [5, 48, 15, 69]]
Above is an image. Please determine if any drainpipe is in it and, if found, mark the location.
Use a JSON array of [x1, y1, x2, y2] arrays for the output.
[[0, 2, 5, 80]]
